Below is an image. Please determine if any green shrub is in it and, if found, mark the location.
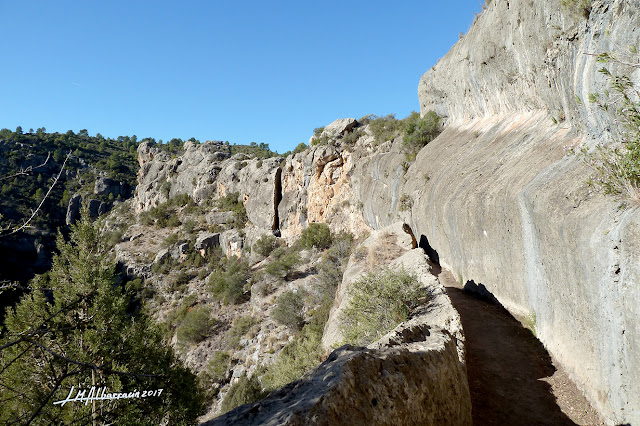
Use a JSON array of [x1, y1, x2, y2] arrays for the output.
[[217, 192, 248, 228], [341, 268, 428, 346], [176, 305, 215, 344], [260, 298, 331, 391], [264, 249, 301, 280], [207, 351, 232, 382], [310, 135, 330, 146], [272, 290, 305, 331], [208, 257, 250, 304], [292, 142, 308, 155], [182, 218, 197, 234], [399, 194, 413, 211], [579, 52, 640, 202], [170, 271, 194, 292], [561, 0, 591, 18], [402, 110, 440, 155], [253, 234, 278, 257], [171, 192, 194, 208], [220, 373, 267, 414], [164, 232, 181, 247], [300, 222, 332, 250], [226, 316, 257, 349], [366, 114, 403, 145]]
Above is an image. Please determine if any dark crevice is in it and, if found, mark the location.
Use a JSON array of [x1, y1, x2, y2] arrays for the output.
[[419, 234, 440, 265], [272, 167, 282, 232]]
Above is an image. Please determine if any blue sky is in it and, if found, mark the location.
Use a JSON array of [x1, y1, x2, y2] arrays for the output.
[[0, 1, 482, 153]]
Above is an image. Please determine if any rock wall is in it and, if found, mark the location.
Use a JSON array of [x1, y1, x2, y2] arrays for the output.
[[409, 1, 640, 423], [419, 0, 640, 139]]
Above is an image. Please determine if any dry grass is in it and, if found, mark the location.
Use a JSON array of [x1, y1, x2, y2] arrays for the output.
[[367, 232, 406, 268]]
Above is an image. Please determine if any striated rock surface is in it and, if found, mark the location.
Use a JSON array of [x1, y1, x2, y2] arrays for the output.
[[418, 0, 640, 139], [411, 1, 640, 423]]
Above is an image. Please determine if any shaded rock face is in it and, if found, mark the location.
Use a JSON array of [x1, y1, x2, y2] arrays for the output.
[[206, 330, 470, 426], [94, 176, 125, 198]]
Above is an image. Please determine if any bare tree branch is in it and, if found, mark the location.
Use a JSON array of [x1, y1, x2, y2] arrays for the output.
[[0, 152, 51, 182], [0, 150, 72, 237]]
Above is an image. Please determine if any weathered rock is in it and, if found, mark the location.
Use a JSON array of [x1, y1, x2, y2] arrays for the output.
[[322, 223, 464, 362], [172, 242, 190, 260], [321, 118, 357, 139], [94, 176, 123, 197], [66, 193, 82, 225], [153, 248, 170, 265], [220, 229, 243, 258], [411, 1, 640, 422], [195, 232, 220, 256], [205, 328, 470, 426], [87, 199, 101, 218], [205, 211, 233, 225]]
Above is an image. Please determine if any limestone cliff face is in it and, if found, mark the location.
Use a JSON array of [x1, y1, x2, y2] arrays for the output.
[[411, 1, 640, 423], [279, 143, 371, 243], [132, 3, 640, 420], [419, 0, 640, 139]]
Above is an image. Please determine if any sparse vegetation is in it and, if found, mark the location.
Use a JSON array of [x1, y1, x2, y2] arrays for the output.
[[264, 247, 301, 280], [253, 233, 278, 257], [217, 191, 248, 228], [399, 194, 413, 211], [220, 373, 268, 414], [579, 50, 640, 202], [341, 267, 428, 346], [207, 351, 232, 382], [560, 0, 591, 19], [226, 316, 258, 349], [208, 256, 251, 304], [292, 142, 308, 155], [176, 305, 216, 344], [272, 290, 305, 331], [402, 110, 440, 155]]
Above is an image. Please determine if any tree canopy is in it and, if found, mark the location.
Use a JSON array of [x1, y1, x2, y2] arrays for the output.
[[0, 212, 206, 424]]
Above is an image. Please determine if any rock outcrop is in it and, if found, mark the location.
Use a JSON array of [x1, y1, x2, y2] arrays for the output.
[[206, 322, 470, 426]]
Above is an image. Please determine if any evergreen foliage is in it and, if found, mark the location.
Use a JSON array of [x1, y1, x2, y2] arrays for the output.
[[299, 222, 332, 250], [0, 212, 205, 424]]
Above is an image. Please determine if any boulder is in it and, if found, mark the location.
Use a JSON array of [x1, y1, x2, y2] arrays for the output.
[[205, 211, 234, 225], [321, 118, 357, 139], [220, 229, 243, 258], [94, 176, 123, 197]]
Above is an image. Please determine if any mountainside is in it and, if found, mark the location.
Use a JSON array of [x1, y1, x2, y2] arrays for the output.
[[124, 0, 640, 422]]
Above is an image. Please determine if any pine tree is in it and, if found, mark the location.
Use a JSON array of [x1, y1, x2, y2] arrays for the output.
[[0, 212, 205, 424]]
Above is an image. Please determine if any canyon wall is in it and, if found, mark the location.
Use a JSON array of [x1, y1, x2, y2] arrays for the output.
[[410, 0, 640, 423]]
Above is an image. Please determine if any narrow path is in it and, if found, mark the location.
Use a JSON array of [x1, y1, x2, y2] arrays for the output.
[[439, 269, 603, 425]]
